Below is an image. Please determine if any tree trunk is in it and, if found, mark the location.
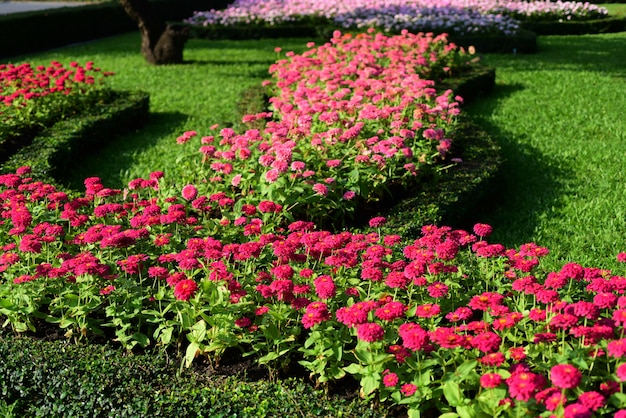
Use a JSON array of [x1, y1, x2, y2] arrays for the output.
[[119, 0, 189, 65]]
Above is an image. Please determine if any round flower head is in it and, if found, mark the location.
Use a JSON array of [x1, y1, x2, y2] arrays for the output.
[[473, 223, 493, 238], [173, 279, 198, 301], [480, 373, 503, 389], [182, 184, 198, 201], [617, 363, 626, 382], [550, 364, 582, 389], [356, 322, 385, 343], [382, 372, 399, 387]]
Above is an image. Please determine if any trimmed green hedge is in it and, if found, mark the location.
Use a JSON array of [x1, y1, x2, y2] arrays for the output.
[[0, 332, 385, 417], [186, 22, 538, 53], [1, 90, 150, 186], [521, 15, 626, 35]]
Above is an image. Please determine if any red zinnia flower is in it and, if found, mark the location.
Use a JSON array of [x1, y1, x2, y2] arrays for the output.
[[173, 279, 198, 301]]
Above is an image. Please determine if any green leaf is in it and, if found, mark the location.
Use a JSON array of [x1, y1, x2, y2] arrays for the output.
[[354, 344, 374, 364], [185, 342, 200, 368], [456, 404, 478, 418], [188, 319, 207, 342], [408, 408, 423, 418], [456, 360, 477, 379], [443, 381, 463, 407], [360, 374, 380, 397], [131, 332, 149, 347], [343, 363, 364, 375], [257, 351, 281, 365], [439, 414, 459, 418]]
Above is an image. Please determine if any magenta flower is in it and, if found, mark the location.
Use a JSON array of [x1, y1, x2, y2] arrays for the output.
[[181, 184, 198, 201], [480, 373, 503, 389], [550, 364, 582, 389], [356, 322, 385, 343]]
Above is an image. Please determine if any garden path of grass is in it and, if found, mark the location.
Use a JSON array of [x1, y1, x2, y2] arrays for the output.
[[12, 30, 626, 275]]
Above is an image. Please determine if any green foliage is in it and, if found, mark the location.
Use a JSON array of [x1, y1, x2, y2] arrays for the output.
[[521, 15, 626, 35], [0, 332, 384, 417], [0, 90, 150, 186], [464, 31, 626, 272]]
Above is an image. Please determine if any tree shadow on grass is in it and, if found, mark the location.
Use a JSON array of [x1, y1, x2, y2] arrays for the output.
[[494, 35, 626, 78], [60, 111, 189, 192], [462, 82, 575, 247]]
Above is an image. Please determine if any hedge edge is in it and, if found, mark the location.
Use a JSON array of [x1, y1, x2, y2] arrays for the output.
[[0, 90, 150, 186]]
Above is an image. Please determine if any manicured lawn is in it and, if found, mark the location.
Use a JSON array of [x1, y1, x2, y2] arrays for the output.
[[464, 31, 626, 272]]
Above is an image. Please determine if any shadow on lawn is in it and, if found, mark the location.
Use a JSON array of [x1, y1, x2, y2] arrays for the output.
[[463, 82, 574, 247], [497, 35, 626, 78], [61, 111, 189, 191]]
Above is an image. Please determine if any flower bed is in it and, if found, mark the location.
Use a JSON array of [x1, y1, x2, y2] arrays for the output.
[[185, 0, 609, 37], [0, 61, 115, 165], [3, 32, 626, 418], [169, 30, 471, 229]]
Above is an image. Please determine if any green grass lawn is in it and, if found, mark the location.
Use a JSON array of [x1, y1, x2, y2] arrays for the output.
[[464, 31, 626, 273], [602, 2, 626, 16]]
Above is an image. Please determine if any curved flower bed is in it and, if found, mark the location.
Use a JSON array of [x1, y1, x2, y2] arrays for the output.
[[185, 0, 609, 36], [0, 61, 115, 162], [1, 167, 626, 416], [2, 33, 626, 418], [176, 30, 469, 228]]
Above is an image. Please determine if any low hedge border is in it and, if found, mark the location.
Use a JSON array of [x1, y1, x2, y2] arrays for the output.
[[0, 90, 150, 186], [0, 331, 385, 417], [521, 15, 626, 35], [186, 22, 538, 53]]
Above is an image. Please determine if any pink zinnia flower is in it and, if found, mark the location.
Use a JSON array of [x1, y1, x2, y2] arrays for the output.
[[506, 371, 544, 401], [473, 223, 493, 238], [578, 391, 605, 411], [400, 383, 417, 396], [356, 322, 385, 343], [375, 301, 406, 321], [301, 301, 330, 329], [563, 403, 591, 418], [415, 303, 440, 318], [550, 364, 582, 389], [181, 184, 198, 201], [480, 373, 503, 389], [382, 371, 399, 387], [343, 190, 356, 200], [313, 275, 336, 300], [312, 183, 328, 196], [368, 216, 387, 228], [616, 363, 626, 381]]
